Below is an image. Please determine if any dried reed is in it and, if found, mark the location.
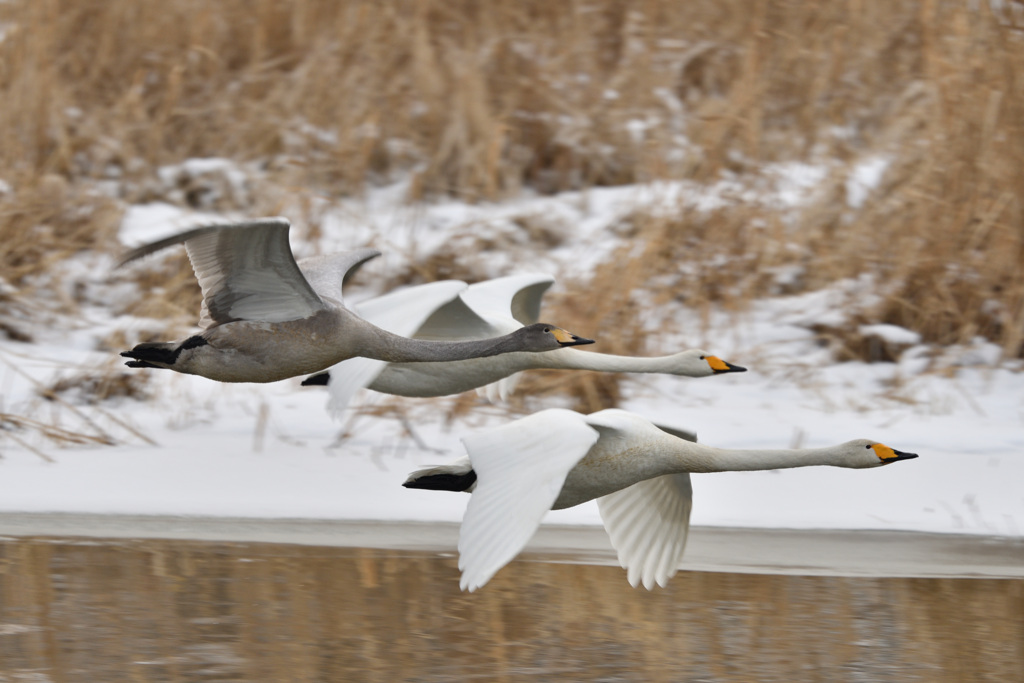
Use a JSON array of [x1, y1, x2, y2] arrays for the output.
[[0, 0, 1020, 403]]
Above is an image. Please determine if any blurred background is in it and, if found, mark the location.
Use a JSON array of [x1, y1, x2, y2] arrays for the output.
[[0, 1, 1022, 680], [2, 0, 1022, 405]]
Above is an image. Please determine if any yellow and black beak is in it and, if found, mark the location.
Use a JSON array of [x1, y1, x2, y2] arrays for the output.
[[872, 444, 919, 464], [551, 327, 595, 347], [706, 356, 747, 374]]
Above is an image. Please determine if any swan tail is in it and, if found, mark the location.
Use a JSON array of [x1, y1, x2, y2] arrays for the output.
[[120, 335, 207, 369], [403, 460, 476, 492], [301, 372, 330, 386]]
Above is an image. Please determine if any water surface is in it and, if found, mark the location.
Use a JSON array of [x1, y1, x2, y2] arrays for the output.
[[1, 535, 1021, 681]]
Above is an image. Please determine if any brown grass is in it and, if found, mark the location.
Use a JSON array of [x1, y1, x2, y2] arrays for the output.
[[0, 0, 1022, 410]]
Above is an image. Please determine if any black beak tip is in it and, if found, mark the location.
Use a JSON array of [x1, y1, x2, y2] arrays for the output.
[[572, 336, 596, 346], [714, 362, 747, 374]]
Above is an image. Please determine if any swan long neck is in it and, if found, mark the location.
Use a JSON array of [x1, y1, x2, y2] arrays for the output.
[[527, 348, 679, 373], [360, 326, 533, 363], [670, 441, 853, 473]]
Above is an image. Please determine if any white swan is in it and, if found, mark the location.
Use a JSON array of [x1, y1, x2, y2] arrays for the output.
[[117, 218, 593, 383], [302, 273, 746, 413], [403, 409, 919, 591]]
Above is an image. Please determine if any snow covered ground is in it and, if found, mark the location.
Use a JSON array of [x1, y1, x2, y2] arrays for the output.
[[1, 173, 1022, 543]]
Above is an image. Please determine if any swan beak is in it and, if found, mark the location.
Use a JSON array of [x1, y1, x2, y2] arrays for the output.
[[872, 444, 919, 463], [707, 356, 747, 374], [552, 328, 595, 347]]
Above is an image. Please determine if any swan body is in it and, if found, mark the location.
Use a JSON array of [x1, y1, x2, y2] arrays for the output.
[[403, 409, 919, 591], [117, 219, 592, 383], [306, 273, 746, 412]]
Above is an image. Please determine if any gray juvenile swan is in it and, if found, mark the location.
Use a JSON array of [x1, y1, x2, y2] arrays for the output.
[[302, 273, 746, 413], [404, 409, 919, 591], [117, 218, 593, 383]]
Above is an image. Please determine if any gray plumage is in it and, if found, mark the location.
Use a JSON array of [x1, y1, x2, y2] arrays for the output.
[[118, 218, 593, 383]]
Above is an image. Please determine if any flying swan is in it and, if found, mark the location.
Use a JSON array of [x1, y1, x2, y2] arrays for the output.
[[117, 218, 593, 383], [301, 273, 746, 413], [403, 408, 919, 591]]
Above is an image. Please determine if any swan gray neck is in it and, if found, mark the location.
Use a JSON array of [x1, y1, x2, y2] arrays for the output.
[[670, 442, 853, 473], [363, 326, 534, 364]]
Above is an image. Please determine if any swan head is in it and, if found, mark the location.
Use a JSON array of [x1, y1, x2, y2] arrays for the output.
[[843, 439, 919, 468], [521, 323, 595, 350], [673, 349, 747, 376]]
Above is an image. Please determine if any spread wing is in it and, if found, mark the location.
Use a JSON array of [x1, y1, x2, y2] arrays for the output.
[[457, 409, 599, 591], [581, 409, 693, 589], [118, 217, 326, 328], [474, 371, 523, 403], [597, 473, 693, 589], [458, 274, 554, 399], [415, 273, 554, 341], [460, 273, 555, 326], [412, 292, 501, 341], [324, 280, 468, 414], [652, 421, 698, 443], [296, 248, 382, 305]]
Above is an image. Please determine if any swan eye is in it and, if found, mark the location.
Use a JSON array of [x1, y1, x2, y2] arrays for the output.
[[544, 327, 551, 333], [699, 355, 706, 360], [865, 445, 872, 449]]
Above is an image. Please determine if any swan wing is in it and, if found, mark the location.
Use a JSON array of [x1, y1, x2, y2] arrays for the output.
[[460, 273, 555, 325], [323, 280, 468, 414], [410, 273, 552, 341], [475, 371, 523, 403], [352, 280, 469, 336], [651, 421, 698, 443], [296, 248, 382, 305], [597, 473, 693, 589], [457, 409, 599, 591], [118, 217, 326, 327], [412, 292, 498, 341]]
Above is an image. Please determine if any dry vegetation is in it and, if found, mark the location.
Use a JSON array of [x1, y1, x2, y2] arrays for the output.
[[0, 0, 1022, 412]]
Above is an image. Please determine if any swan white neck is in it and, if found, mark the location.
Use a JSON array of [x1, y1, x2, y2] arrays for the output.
[[527, 348, 684, 373], [669, 441, 855, 473]]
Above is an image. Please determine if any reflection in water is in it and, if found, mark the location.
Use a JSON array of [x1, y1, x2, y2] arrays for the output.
[[0, 535, 1022, 681]]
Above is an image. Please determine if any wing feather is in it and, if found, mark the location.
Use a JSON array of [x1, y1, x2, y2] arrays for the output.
[[474, 372, 523, 404], [297, 248, 382, 304], [459, 273, 554, 326], [324, 280, 467, 414], [457, 409, 599, 591], [413, 294, 497, 341], [597, 473, 693, 589], [119, 218, 326, 327], [652, 421, 698, 443]]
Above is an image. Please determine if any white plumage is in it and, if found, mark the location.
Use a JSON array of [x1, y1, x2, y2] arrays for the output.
[[309, 273, 745, 413], [404, 409, 919, 591]]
